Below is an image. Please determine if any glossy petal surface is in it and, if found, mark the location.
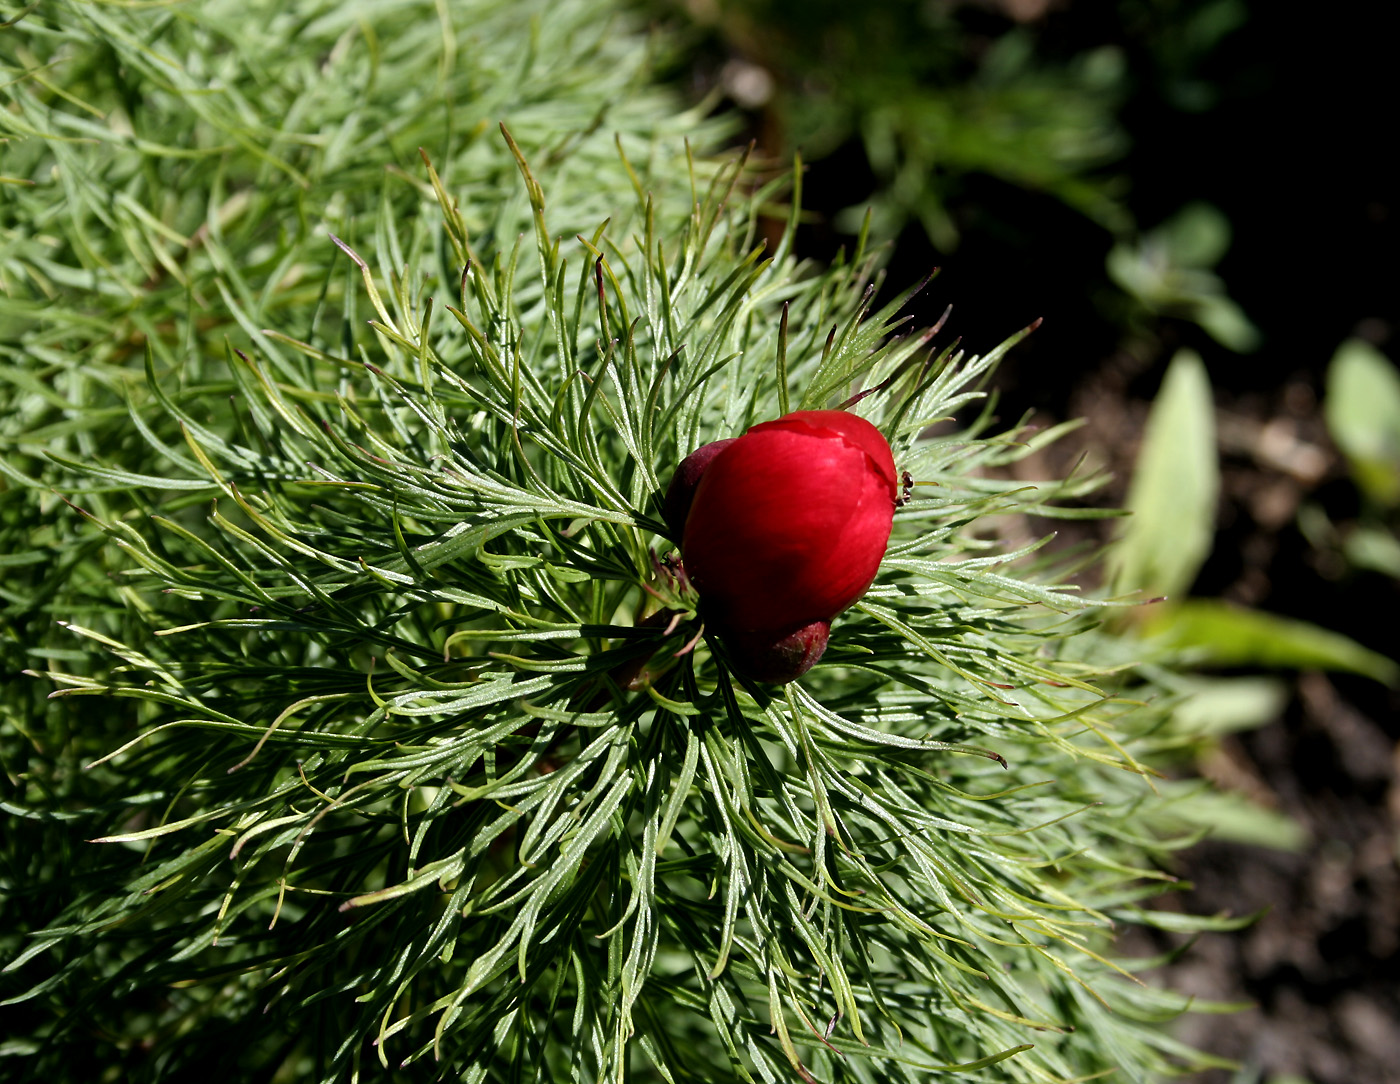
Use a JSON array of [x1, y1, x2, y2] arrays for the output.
[[662, 438, 736, 537], [681, 410, 897, 639]]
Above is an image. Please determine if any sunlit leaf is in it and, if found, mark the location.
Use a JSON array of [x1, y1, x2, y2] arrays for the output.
[[1112, 349, 1219, 599], [1160, 201, 1232, 268], [1343, 525, 1400, 579], [1325, 338, 1400, 506], [1164, 788, 1309, 851], [1169, 676, 1288, 737], [1149, 599, 1398, 685]]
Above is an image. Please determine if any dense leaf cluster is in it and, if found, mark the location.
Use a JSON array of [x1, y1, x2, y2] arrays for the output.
[[2, 1, 1239, 1081]]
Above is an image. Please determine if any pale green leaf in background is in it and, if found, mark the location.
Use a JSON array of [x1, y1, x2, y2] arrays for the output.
[[1324, 338, 1400, 507], [1160, 200, 1232, 268], [1148, 600, 1398, 685], [1106, 204, 1262, 352], [1169, 676, 1289, 737], [1193, 294, 1261, 355], [1112, 348, 1220, 599], [1165, 787, 1308, 851], [1343, 525, 1400, 579]]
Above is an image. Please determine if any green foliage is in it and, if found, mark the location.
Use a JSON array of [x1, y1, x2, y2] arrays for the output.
[[1146, 601, 1398, 686], [1337, 524, 1400, 579], [1106, 204, 1260, 352], [1111, 349, 1219, 600], [1, 1, 1254, 1082], [1155, 787, 1307, 853], [1106, 345, 1389, 858], [1110, 345, 1395, 675], [1165, 677, 1288, 739], [0, 0, 721, 727], [1295, 339, 1400, 584], [676, 0, 1130, 250], [1324, 339, 1400, 509]]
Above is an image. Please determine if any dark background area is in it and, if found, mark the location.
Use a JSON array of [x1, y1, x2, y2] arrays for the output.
[[658, 0, 1399, 1079]]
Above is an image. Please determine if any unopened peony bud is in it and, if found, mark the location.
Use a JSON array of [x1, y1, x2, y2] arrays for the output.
[[674, 410, 897, 683], [662, 437, 736, 538]]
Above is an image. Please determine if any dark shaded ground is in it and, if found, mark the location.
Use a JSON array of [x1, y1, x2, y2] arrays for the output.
[[1157, 670, 1400, 1084], [770, 2, 1399, 1080], [978, 332, 1400, 1084]]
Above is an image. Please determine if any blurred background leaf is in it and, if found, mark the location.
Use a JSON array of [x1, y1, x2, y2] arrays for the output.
[[1167, 675, 1289, 738], [1163, 786, 1308, 851], [1112, 348, 1219, 598], [1147, 600, 1398, 685], [1324, 339, 1400, 508], [1107, 202, 1260, 352], [1340, 525, 1400, 578]]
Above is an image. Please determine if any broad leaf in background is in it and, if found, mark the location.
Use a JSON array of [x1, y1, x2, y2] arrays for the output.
[[1324, 338, 1400, 508], [1161, 786, 1309, 852], [1167, 675, 1289, 738], [1149, 600, 1398, 685], [1343, 526, 1400, 579], [1111, 348, 1219, 599]]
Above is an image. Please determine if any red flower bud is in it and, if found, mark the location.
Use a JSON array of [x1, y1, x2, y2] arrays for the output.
[[662, 437, 736, 538], [675, 410, 898, 682]]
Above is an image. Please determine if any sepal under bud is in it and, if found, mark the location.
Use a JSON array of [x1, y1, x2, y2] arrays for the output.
[[720, 620, 830, 684]]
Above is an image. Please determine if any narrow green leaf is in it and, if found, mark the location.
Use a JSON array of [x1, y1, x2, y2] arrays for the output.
[[1112, 349, 1219, 598], [1149, 599, 1398, 684]]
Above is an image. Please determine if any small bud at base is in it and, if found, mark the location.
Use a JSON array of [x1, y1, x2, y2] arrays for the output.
[[721, 620, 830, 684]]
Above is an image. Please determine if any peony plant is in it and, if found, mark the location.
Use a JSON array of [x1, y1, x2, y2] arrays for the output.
[[1, 2, 1241, 1082]]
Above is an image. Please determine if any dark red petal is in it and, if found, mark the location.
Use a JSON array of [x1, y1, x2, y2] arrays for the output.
[[662, 438, 736, 537], [682, 428, 860, 631], [749, 410, 897, 499], [681, 412, 896, 636]]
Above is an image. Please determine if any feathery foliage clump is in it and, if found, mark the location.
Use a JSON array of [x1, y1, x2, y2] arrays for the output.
[[3, 1, 1241, 1081]]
